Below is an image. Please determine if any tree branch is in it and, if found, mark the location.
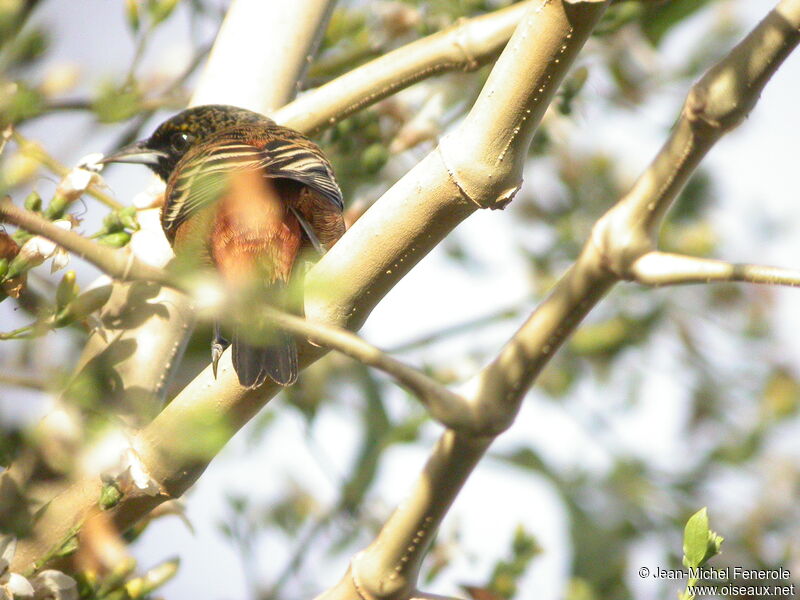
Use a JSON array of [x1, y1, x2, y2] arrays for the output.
[[463, 0, 800, 448], [630, 251, 800, 288], [191, 0, 335, 114], [12, 0, 609, 577], [592, 0, 800, 274], [320, 2, 610, 598], [0, 372, 46, 390], [0, 197, 172, 286], [8, 0, 339, 569], [260, 307, 472, 430], [274, 1, 531, 134]]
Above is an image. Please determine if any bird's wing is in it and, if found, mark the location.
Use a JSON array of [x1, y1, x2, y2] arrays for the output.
[[256, 130, 344, 211], [162, 141, 251, 238], [162, 131, 342, 240]]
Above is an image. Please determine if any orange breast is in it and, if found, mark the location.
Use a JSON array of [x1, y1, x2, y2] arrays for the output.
[[209, 170, 301, 287]]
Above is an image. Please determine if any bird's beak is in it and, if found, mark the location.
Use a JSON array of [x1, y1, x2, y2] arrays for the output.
[[99, 141, 167, 166]]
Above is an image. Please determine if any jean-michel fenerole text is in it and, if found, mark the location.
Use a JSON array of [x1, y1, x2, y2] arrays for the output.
[[652, 567, 791, 581]]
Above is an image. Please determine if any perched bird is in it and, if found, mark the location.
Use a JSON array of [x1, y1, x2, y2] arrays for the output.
[[101, 104, 345, 388]]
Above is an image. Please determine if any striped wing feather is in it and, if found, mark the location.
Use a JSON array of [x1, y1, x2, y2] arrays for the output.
[[162, 124, 343, 241]]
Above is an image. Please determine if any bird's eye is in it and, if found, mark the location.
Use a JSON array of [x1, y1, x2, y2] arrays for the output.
[[170, 132, 192, 153]]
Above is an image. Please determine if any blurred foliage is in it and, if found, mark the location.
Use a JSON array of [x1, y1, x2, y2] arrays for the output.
[[1, 1, 799, 600], [640, 0, 716, 46], [485, 526, 542, 598]]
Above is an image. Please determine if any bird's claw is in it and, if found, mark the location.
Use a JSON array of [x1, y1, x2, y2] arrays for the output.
[[211, 336, 230, 379]]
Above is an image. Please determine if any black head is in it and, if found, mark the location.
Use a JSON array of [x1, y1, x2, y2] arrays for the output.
[[101, 104, 274, 181]]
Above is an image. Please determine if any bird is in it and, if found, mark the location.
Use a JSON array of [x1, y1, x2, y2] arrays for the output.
[[101, 104, 345, 388]]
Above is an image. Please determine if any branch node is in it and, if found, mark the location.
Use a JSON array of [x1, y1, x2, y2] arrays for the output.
[[451, 18, 479, 71], [589, 206, 654, 281], [436, 140, 521, 210], [350, 549, 411, 600]]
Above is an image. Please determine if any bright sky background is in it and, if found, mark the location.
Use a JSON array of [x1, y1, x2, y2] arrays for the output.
[[1, 1, 799, 599]]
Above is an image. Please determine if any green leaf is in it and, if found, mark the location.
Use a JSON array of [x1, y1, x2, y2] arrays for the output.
[[23, 190, 41, 212], [92, 82, 142, 123], [97, 231, 132, 248], [0, 81, 45, 124], [55, 270, 78, 311], [8, 28, 48, 66], [125, 0, 140, 32], [682, 507, 723, 569], [99, 482, 123, 510], [641, 0, 714, 47], [361, 143, 389, 174], [54, 284, 112, 326], [707, 530, 724, 561], [683, 507, 709, 568], [146, 0, 179, 26]]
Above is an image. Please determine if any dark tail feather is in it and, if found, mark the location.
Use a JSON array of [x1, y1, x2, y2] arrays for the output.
[[232, 328, 298, 388]]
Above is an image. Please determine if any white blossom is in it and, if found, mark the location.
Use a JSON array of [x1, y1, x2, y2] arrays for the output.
[[31, 570, 77, 600], [0, 536, 34, 600], [111, 448, 161, 497], [76, 153, 105, 173], [58, 167, 96, 197], [17, 220, 73, 272], [6, 575, 34, 599]]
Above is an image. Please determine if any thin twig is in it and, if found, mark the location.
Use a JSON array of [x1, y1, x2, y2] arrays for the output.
[[0, 372, 46, 390], [630, 251, 800, 288], [260, 307, 472, 430], [388, 303, 524, 353], [0, 197, 173, 287], [11, 132, 123, 210]]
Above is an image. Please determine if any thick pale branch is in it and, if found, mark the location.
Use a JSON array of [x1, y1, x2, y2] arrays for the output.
[[630, 251, 800, 288], [595, 0, 800, 273], [321, 2, 610, 599], [274, 1, 531, 133], [462, 252, 615, 433], [191, 0, 335, 113], [0, 198, 172, 286], [441, 0, 608, 209], [318, 432, 493, 600]]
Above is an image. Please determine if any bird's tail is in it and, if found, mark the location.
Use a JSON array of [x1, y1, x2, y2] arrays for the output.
[[232, 327, 298, 388]]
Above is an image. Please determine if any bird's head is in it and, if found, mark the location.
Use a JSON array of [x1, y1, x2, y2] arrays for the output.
[[100, 104, 273, 180]]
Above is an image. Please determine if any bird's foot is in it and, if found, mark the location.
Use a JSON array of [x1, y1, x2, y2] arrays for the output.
[[211, 334, 230, 379]]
